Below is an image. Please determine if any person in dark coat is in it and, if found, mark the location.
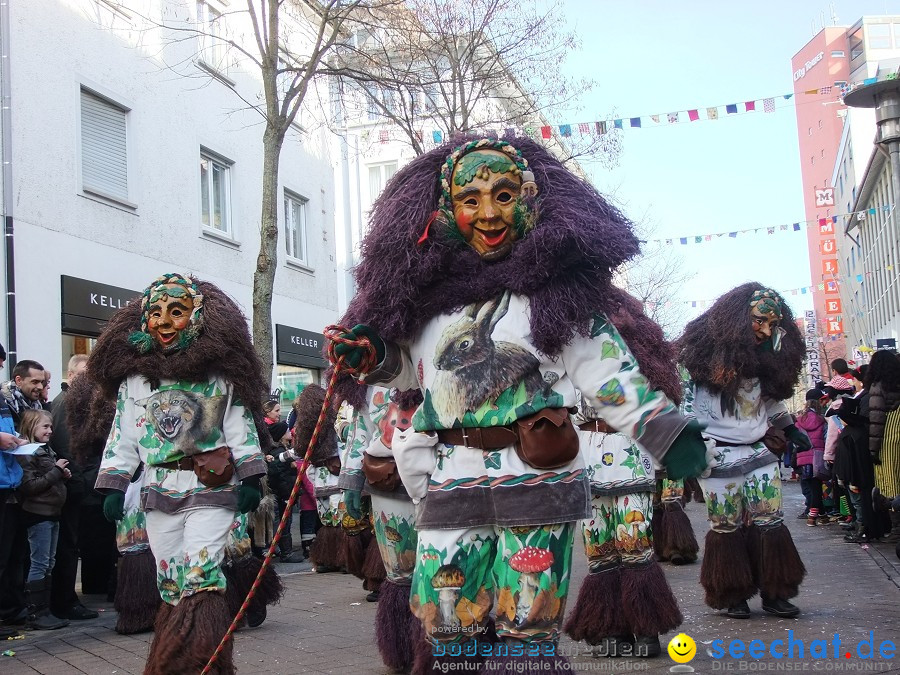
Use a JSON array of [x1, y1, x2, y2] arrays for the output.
[[49, 355, 98, 620], [834, 369, 889, 543]]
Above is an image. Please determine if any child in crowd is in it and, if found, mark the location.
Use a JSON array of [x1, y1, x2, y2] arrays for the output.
[[795, 390, 828, 525], [16, 409, 69, 630]]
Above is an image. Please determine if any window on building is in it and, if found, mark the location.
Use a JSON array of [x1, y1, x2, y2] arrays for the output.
[[868, 23, 891, 49], [366, 86, 380, 121], [80, 88, 130, 203], [821, 149, 825, 158], [808, 127, 812, 136], [196, 1, 226, 71], [368, 162, 397, 207], [831, 50, 845, 58], [284, 191, 308, 264], [811, 156, 815, 165], [850, 29, 864, 60], [819, 119, 823, 129], [199, 151, 232, 236]]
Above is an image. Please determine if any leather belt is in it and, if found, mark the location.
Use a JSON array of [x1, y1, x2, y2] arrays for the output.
[[578, 420, 614, 434], [436, 425, 518, 450], [156, 457, 194, 471], [714, 437, 764, 448]]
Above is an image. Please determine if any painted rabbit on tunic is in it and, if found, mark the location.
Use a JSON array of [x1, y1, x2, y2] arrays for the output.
[[431, 291, 544, 426]]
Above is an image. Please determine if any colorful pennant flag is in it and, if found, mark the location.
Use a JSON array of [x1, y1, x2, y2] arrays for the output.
[[668, 112, 679, 124], [688, 109, 699, 122], [763, 97, 775, 113], [745, 101, 756, 112], [706, 107, 719, 120], [630, 117, 641, 128], [726, 104, 738, 114]]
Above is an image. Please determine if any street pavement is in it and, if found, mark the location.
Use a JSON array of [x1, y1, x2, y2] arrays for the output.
[[2, 481, 899, 674]]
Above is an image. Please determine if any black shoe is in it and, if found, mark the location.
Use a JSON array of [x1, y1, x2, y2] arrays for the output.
[[796, 510, 809, 520], [726, 600, 751, 619], [279, 550, 306, 563], [314, 564, 340, 573], [0, 625, 20, 640], [762, 597, 800, 618], [366, 590, 380, 602], [57, 604, 99, 621], [1, 607, 28, 626], [246, 605, 267, 628], [634, 635, 662, 658], [873, 488, 892, 513]]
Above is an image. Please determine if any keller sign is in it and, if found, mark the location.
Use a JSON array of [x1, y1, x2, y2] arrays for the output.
[[61, 275, 140, 337], [276, 324, 327, 369]]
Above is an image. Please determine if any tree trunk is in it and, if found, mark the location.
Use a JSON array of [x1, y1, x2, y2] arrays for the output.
[[252, 124, 284, 384]]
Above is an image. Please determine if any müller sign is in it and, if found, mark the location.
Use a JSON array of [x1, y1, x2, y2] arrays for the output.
[[794, 51, 824, 81]]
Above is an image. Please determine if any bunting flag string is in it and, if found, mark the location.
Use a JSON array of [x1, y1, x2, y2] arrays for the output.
[[654, 263, 897, 311], [361, 87, 840, 147], [645, 205, 891, 245]]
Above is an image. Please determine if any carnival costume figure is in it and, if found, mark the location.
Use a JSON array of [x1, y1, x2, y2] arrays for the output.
[[90, 273, 269, 674], [330, 137, 711, 673], [339, 382, 425, 672], [564, 390, 683, 659], [292, 385, 346, 573], [678, 283, 809, 619], [67, 375, 160, 635], [651, 367, 701, 567]]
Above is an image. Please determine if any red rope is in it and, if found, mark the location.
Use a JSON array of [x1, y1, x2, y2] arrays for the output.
[[200, 325, 376, 674]]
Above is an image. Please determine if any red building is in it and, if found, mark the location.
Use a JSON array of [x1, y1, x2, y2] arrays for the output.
[[791, 28, 851, 366]]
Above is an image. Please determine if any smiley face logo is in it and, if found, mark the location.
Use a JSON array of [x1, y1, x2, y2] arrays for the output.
[[667, 633, 696, 663]]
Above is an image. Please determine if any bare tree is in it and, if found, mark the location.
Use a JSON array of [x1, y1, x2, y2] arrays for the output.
[[620, 243, 694, 338], [95, 0, 396, 378], [330, 0, 619, 164]]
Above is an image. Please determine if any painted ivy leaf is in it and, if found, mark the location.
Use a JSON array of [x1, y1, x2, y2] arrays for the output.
[[453, 152, 516, 186], [596, 379, 626, 406], [483, 452, 502, 471], [600, 340, 620, 360]]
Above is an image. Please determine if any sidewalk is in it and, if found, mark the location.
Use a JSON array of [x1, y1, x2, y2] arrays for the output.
[[3, 482, 899, 674]]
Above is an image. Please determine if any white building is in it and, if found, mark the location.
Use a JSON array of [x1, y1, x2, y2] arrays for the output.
[[832, 55, 900, 355], [0, 0, 340, 408], [831, 105, 878, 353]]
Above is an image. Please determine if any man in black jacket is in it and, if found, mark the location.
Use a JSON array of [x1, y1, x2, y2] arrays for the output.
[[49, 354, 98, 620]]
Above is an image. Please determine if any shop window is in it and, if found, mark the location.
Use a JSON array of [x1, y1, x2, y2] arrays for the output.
[[61, 335, 96, 381], [276, 365, 319, 413], [831, 50, 845, 58]]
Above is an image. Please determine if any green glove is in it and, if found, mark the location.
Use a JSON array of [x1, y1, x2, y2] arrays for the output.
[[237, 476, 262, 514], [332, 324, 385, 371], [343, 489, 362, 520], [102, 492, 125, 522], [783, 424, 811, 451], [663, 420, 709, 480]]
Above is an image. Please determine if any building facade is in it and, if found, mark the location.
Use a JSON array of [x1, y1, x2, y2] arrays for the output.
[[1, 0, 339, 407]]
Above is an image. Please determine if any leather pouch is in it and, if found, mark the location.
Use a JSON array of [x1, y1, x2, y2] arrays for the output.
[[513, 408, 579, 470], [762, 427, 787, 459], [193, 447, 234, 488], [362, 452, 402, 491]]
